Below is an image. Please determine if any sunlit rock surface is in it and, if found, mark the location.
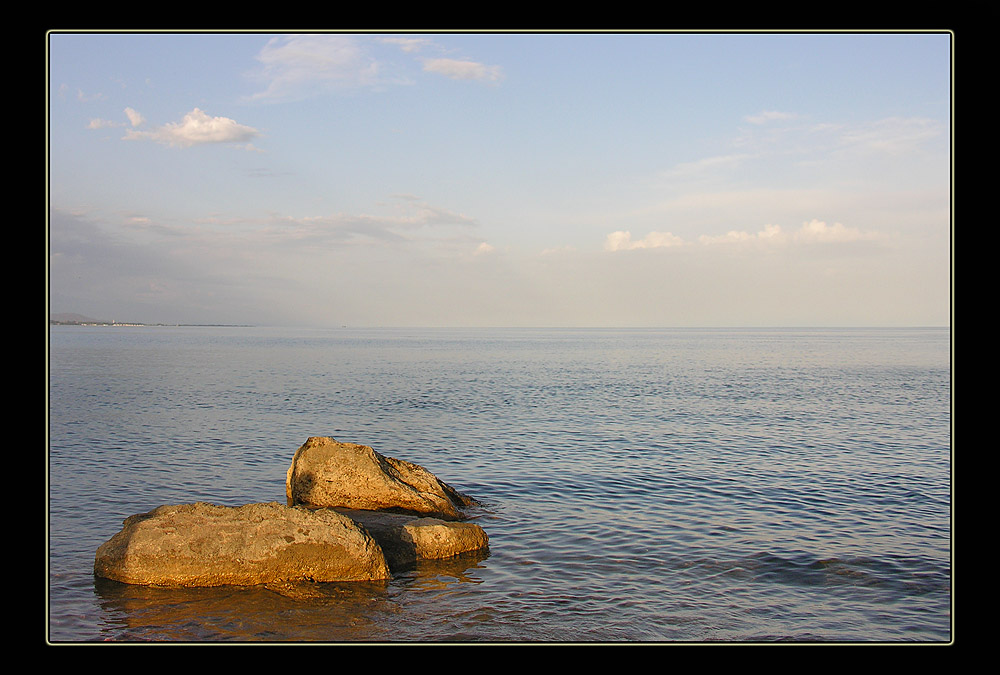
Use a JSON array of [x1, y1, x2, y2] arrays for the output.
[[286, 436, 479, 520], [94, 502, 391, 587]]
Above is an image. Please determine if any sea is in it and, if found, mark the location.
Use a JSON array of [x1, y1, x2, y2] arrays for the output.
[[46, 325, 952, 643]]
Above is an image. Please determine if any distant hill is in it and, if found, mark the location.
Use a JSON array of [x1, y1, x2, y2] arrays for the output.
[[50, 313, 106, 324], [49, 313, 253, 327]]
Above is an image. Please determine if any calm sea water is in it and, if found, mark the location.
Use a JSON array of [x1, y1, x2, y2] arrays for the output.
[[47, 326, 951, 643]]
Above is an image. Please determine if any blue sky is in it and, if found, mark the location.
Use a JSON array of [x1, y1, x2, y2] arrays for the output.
[[48, 31, 951, 327]]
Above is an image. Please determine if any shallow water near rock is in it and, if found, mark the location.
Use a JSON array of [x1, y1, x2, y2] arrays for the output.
[[48, 325, 951, 643]]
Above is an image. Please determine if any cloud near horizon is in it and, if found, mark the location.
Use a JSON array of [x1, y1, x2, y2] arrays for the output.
[[607, 219, 885, 252], [792, 219, 886, 244], [183, 196, 482, 251], [698, 223, 785, 245], [604, 230, 684, 251]]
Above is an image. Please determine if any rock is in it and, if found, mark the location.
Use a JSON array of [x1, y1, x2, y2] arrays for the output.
[[95, 438, 492, 587], [94, 502, 391, 587], [286, 437, 478, 520], [336, 508, 489, 570]]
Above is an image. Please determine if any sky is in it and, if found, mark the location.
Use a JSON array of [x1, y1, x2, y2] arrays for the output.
[[47, 31, 952, 328]]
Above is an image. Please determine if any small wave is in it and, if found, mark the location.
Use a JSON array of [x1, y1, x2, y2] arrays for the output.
[[705, 552, 951, 598]]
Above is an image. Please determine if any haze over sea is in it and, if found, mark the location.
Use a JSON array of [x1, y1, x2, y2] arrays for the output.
[[47, 324, 951, 643]]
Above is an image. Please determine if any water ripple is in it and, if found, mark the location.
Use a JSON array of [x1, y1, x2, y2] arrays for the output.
[[48, 326, 951, 643]]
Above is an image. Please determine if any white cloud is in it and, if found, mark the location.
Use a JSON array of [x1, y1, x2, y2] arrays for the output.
[[745, 110, 797, 125], [124, 107, 144, 127], [407, 202, 478, 227], [837, 116, 944, 156], [248, 34, 379, 102], [379, 36, 434, 53], [664, 153, 751, 178], [76, 88, 104, 103], [474, 242, 495, 255], [123, 108, 261, 148], [422, 58, 503, 82], [247, 196, 480, 248], [699, 223, 785, 245], [736, 115, 943, 163], [540, 245, 577, 256], [696, 219, 884, 247], [243, 35, 504, 104], [86, 107, 145, 132], [792, 219, 884, 243], [612, 220, 883, 252], [604, 230, 684, 251]]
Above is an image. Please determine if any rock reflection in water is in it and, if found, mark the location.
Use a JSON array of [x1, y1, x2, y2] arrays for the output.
[[92, 548, 490, 642]]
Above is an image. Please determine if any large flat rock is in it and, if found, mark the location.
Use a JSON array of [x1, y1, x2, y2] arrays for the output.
[[94, 502, 391, 587]]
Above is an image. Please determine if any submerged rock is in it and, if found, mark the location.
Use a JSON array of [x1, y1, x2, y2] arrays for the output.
[[286, 437, 479, 520], [94, 502, 391, 587], [336, 508, 489, 570]]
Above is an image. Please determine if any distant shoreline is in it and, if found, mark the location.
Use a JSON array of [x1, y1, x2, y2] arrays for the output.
[[49, 321, 254, 328]]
